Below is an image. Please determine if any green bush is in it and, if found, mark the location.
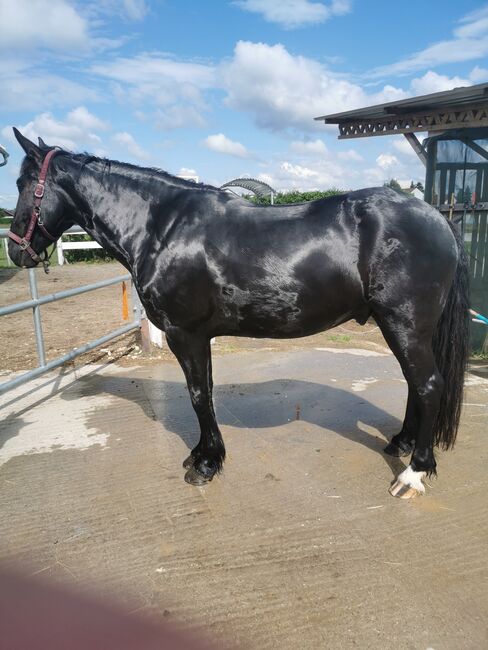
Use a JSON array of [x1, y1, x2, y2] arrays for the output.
[[245, 189, 344, 205]]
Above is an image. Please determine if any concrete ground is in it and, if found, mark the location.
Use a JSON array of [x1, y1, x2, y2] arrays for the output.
[[1, 347, 487, 649]]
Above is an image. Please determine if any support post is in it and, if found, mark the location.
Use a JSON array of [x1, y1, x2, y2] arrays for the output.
[[28, 268, 46, 367], [424, 140, 438, 204], [131, 283, 152, 353], [403, 133, 427, 166], [56, 238, 65, 265], [3, 238, 12, 266]]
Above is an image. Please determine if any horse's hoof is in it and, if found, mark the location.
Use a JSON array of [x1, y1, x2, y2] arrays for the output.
[[384, 440, 413, 457], [389, 479, 422, 499], [184, 466, 213, 486], [182, 454, 195, 469], [389, 465, 426, 499]]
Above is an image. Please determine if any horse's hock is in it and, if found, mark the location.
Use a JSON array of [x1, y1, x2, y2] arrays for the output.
[[1, 340, 487, 648]]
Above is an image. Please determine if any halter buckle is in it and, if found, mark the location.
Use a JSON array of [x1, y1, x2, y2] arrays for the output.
[[35, 206, 43, 224], [19, 238, 30, 251], [34, 183, 45, 198]]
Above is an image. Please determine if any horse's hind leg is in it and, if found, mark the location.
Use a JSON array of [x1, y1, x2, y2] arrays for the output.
[[375, 315, 443, 498], [384, 387, 417, 457], [165, 327, 225, 486]]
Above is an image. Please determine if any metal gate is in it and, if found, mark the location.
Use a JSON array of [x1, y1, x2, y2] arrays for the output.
[[426, 131, 488, 351], [0, 229, 144, 395]]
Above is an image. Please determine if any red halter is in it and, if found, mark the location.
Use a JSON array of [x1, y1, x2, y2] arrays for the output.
[[8, 149, 59, 264]]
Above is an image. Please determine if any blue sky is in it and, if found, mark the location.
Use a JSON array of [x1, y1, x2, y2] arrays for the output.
[[1, 0, 488, 207]]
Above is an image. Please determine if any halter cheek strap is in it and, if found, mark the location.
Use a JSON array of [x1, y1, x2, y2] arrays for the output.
[[8, 149, 59, 264]]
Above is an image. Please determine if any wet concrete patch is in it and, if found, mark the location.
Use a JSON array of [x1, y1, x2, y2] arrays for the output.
[[0, 350, 487, 649]]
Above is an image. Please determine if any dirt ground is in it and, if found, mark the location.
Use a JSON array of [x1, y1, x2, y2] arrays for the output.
[[0, 262, 391, 373]]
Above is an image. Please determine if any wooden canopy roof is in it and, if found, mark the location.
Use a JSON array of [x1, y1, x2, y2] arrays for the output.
[[315, 82, 488, 140]]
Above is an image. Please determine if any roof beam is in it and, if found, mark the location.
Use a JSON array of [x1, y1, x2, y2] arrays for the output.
[[404, 133, 427, 166], [326, 106, 488, 139], [461, 138, 488, 161]]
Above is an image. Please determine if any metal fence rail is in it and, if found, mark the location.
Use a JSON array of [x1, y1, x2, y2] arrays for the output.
[[0, 229, 142, 395]]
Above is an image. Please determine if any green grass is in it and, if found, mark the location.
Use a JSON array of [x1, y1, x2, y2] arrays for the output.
[[327, 334, 352, 343], [471, 350, 488, 360]]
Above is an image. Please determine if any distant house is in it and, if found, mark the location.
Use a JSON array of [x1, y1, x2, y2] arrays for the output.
[[398, 180, 424, 200]]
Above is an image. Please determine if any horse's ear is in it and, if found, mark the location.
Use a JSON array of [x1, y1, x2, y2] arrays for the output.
[[13, 127, 42, 160], [38, 136, 49, 149]]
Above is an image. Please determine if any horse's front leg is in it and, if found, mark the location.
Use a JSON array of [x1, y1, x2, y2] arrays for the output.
[[165, 327, 225, 486]]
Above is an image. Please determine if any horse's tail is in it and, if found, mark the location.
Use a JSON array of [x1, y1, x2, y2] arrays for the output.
[[432, 222, 470, 450]]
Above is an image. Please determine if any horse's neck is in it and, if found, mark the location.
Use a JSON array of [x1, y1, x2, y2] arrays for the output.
[[67, 164, 170, 272]]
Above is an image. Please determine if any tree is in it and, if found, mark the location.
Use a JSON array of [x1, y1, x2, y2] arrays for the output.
[[384, 178, 402, 193]]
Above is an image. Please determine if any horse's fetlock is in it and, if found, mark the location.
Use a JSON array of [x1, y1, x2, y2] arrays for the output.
[[411, 450, 436, 475]]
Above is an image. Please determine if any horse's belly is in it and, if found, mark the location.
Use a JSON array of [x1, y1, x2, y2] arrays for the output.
[[215, 282, 366, 338]]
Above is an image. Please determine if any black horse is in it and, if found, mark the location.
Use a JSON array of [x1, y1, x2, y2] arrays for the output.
[[8, 129, 470, 498]]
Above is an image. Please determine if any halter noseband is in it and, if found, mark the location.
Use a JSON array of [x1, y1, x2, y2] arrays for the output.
[[8, 149, 59, 270]]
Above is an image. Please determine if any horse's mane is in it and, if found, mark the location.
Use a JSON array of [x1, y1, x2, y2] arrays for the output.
[[58, 149, 220, 193]]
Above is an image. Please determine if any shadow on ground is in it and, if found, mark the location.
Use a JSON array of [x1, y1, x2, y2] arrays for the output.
[[61, 374, 404, 475]]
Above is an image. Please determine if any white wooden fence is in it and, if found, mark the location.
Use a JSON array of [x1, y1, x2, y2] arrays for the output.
[[56, 226, 102, 265]]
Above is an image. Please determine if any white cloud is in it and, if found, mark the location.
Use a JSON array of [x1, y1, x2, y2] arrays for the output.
[[92, 53, 215, 128], [281, 161, 319, 178], [359, 150, 424, 188], [254, 151, 351, 191], [65, 106, 108, 132], [337, 149, 363, 161], [369, 6, 488, 77], [112, 132, 150, 160], [84, 0, 149, 21], [178, 167, 198, 176], [290, 139, 328, 155], [0, 58, 99, 111], [454, 5, 488, 38], [376, 154, 399, 170], [469, 66, 488, 83], [2, 107, 109, 151], [203, 133, 251, 158], [122, 0, 148, 20], [234, 0, 351, 29], [154, 106, 207, 130], [0, 0, 89, 51], [410, 70, 471, 95], [221, 41, 406, 132], [0, 0, 123, 53], [92, 54, 215, 95], [392, 138, 419, 158]]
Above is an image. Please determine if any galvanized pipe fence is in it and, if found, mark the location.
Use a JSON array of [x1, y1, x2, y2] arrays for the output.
[[0, 228, 144, 395]]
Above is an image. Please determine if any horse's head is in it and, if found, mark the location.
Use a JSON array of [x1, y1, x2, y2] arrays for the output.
[[8, 128, 72, 269]]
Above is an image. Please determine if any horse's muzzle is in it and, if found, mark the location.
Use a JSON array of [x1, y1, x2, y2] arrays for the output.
[[7, 239, 39, 268]]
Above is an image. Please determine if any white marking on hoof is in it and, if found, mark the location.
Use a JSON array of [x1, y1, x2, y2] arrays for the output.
[[389, 465, 426, 499]]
